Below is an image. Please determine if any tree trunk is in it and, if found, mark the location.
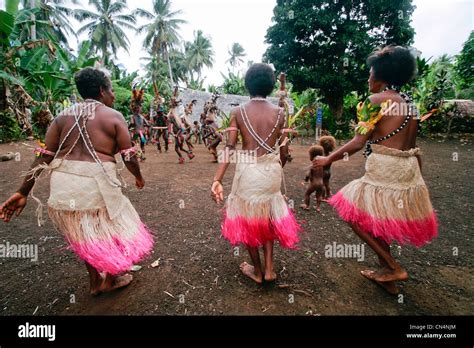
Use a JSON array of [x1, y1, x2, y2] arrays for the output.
[[326, 94, 344, 120], [0, 79, 7, 112], [165, 47, 174, 87], [30, 0, 36, 41]]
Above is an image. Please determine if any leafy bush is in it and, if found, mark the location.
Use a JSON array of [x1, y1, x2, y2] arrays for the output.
[[221, 71, 247, 96], [112, 82, 154, 122], [0, 111, 23, 143]]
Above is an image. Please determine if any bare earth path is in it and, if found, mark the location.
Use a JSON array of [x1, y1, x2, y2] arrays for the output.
[[0, 139, 472, 315]]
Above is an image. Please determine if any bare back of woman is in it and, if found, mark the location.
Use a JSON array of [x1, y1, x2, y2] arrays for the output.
[[369, 91, 418, 151], [234, 101, 285, 157], [54, 105, 123, 163]]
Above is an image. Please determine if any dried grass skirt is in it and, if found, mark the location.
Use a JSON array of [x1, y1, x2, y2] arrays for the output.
[[329, 145, 438, 247], [222, 153, 301, 248], [47, 159, 153, 274]]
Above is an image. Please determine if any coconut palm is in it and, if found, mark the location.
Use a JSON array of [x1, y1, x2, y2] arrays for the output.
[[185, 30, 214, 81], [226, 42, 246, 72], [14, 0, 78, 45], [135, 0, 186, 86], [74, 0, 136, 65]]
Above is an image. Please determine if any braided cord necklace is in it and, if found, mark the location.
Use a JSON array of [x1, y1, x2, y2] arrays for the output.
[[240, 103, 283, 153]]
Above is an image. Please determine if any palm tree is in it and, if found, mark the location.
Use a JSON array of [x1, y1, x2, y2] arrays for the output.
[[135, 0, 186, 86], [226, 42, 246, 72], [74, 0, 136, 65], [185, 30, 214, 81], [141, 52, 170, 96], [15, 0, 78, 45]]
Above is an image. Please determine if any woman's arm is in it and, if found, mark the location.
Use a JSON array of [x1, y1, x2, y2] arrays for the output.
[[115, 113, 144, 188], [211, 112, 238, 204], [17, 118, 61, 196], [313, 133, 370, 167], [1, 117, 60, 222]]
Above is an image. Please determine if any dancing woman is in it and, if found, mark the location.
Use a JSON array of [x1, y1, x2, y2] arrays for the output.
[[313, 46, 438, 294]]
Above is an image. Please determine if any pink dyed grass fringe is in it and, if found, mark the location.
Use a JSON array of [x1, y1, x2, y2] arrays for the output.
[[69, 223, 154, 275], [328, 191, 438, 247], [222, 209, 301, 249]]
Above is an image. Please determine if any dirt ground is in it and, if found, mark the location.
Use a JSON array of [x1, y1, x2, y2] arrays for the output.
[[0, 138, 473, 316]]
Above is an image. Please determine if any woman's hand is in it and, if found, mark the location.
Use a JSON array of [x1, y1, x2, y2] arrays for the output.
[[313, 155, 331, 168], [211, 181, 224, 204], [0, 192, 27, 222]]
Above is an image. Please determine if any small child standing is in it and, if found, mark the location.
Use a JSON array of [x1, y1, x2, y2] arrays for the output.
[[301, 145, 325, 212], [318, 136, 337, 200]]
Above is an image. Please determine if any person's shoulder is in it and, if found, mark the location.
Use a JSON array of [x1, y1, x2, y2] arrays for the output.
[[100, 105, 126, 122], [368, 92, 390, 106], [368, 91, 403, 105]]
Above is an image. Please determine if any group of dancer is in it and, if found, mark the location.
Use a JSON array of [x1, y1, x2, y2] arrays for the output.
[[0, 45, 438, 297], [127, 86, 224, 164]]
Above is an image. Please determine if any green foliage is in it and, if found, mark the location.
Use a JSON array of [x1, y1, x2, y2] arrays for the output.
[[221, 71, 247, 95], [265, 0, 416, 118], [185, 30, 214, 80], [454, 31, 474, 92], [74, 0, 137, 64], [111, 82, 153, 121], [226, 42, 246, 71], [0, 111, 22, 142]]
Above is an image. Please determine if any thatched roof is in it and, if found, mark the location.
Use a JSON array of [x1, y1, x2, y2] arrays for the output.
[[444, 99, 474, 117]]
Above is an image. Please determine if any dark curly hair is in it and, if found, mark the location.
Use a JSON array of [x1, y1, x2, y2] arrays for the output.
[[309, 145, 324, 160], [74, 67, 111, 99], [244, 63, 276, 97], [319, 135, 336, 156], [367, 46, 417, 87]]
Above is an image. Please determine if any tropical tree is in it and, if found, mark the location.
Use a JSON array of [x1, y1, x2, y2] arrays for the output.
[[135, 0, 186, 87], [10, 0, 78, 46], [74, 0, 136, 65], [265, 0, 416, 119], [221, 71, 246, 95], [454, 31, 474, 97], [226, 42, 246, 72], [140, 52, 172, 96], [185, 30, 214, 81]]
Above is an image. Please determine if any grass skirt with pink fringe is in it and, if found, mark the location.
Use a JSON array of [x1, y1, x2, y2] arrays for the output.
[[222, 153, 301, 249], [46, 159, 154, 274], [329, 144, 438, 247]]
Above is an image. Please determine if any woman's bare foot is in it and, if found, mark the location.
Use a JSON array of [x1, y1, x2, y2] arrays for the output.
[[264, 270, 277, 283], [361, 270, 400, 295], [300, 203, 310, 211], [90, 273, 134, 296], [239, 262, 263, 284], [373, 267, 408, 282], [314, 206, 321, 212]]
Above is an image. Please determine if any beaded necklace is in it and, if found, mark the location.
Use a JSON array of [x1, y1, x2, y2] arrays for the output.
[[363, 86, 418, 157]]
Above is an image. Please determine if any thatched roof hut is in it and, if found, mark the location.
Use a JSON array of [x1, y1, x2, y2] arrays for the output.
[[444, 99, 474, 118]]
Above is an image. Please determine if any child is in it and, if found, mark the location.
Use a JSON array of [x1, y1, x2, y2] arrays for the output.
[[211, 63, 301, 284], [300, 145, 325, 212], [318, 135, 337, 200]]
